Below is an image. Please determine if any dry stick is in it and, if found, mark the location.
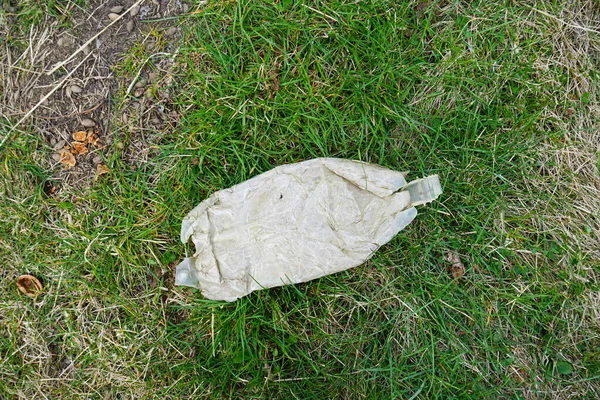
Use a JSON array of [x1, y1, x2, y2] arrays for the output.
[[34, 100, 105, 121], [301, 4, 338, 23], [46, 0, 143, 75], [0, 52, 93, 152]]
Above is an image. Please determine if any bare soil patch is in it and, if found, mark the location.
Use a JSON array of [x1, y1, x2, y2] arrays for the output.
[[1, 0, 187, 190]]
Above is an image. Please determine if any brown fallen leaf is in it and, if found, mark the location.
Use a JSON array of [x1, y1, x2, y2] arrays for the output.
[[16, 275, 43, 297], [96, 163, 110, 178], [72, 130, 87, 142], [444, 251, 465, 280], [70, 141, 88, 155], [59, 149, 76, 169], [86, 131, 99, 146]]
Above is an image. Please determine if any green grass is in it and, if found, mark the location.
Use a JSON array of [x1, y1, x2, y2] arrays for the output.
[[1, 0, 600, 398]]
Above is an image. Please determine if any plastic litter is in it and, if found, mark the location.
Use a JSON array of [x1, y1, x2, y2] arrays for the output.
[[176, 158, 442, 301]]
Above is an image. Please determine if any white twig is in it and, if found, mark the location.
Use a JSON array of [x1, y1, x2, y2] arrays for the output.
[[302, 4, 338, 23], [0, 52, 93, 151], [46, 0, 143, 75]]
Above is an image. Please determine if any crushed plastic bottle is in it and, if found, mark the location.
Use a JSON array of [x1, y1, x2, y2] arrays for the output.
[[176, 158, 442, 301]]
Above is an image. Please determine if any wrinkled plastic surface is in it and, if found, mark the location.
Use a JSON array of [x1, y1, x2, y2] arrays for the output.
[[176, 158, 442, 301]]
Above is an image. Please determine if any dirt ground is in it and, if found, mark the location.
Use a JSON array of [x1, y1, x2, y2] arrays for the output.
[[1, 0, 188, 189]]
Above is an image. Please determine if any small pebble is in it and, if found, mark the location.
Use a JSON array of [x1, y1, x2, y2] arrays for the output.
[[126, 20, 134, 33], [166, 27, 178, 36], [50, 137, 57, 146], [135, 78, 146, 88], [93, 155, 103, 164], [148, 71, 158, 82], [53, 140, 66, 150], [57, 37, 64, 47], [81, 118, 96, 127], [133, 88, 145, 98], [110, 6, 124, 13], [82, 45, 91, 55], [191, 157, 199, 166], [70, 85, 83, 94], [108, 13, 120, 21], [117, 142, 125, 150], [150, 117, 160, 125], [131, 102, 140, 110], [121, 113, 128, 124], [145, 90, 153, 99], [52, 153, 61, 162], [130, 5, 140, 16]]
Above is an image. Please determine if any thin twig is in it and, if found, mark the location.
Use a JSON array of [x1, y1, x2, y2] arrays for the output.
[[0, 53, 93, 152], [34, 100, 106, 121], [301, 4, 338, 23], [46, 0, 144, 75], [0, 63, 44, 75]]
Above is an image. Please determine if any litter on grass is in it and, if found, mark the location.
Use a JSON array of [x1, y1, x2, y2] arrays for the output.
[[176, 158, 442, 301]]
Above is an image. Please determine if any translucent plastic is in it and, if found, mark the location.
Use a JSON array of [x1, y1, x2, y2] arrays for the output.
[[176, 158, 442, 301]]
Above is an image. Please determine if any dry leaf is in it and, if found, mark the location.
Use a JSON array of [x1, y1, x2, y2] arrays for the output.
[[71, 141, 88, 155], [72, 130, 87, 142], [16, 275, 43, 297], [87, 131, 99, 146], [94, 138, 106, 149], [96, 163, 110, 178], [59, 149, 76, 169], [444, 251, 465, 280]]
